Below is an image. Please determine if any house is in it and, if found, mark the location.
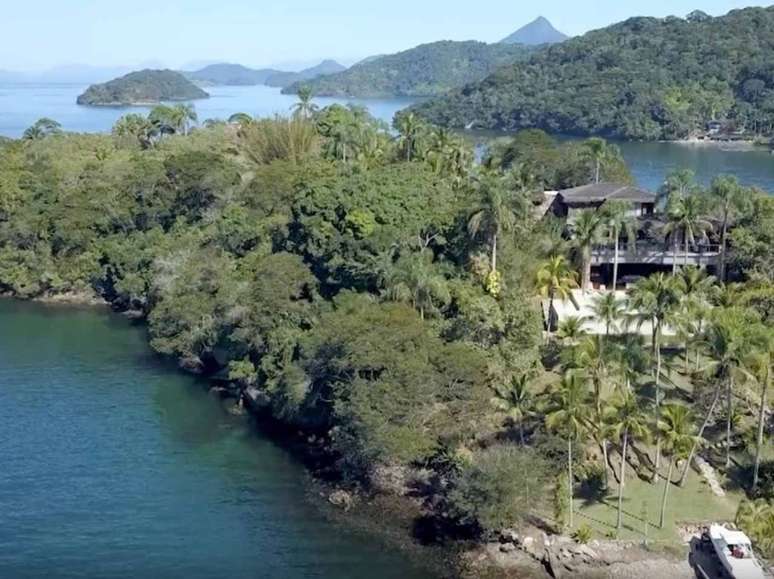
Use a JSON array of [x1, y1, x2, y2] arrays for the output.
[[546, 182, 656, 221]]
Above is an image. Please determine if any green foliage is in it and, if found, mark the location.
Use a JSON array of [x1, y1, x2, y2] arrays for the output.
[[284, 41, 532, 98], [77, 69, 209, 106], [447, 445, 551, 533], [415, 7, 774, 139], [573, 524, 594, 544]]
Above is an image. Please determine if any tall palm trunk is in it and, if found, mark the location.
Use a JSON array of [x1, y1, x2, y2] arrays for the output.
[[594, 159, 601, 184], [547, 291, 555, 338], [654, 328, 663, 473], [582, 250, 591, 292], [726, 374, 734, 468], [612, 230, 620, 290], [719, 214, 729, 282], [491, 233, 497, 273], [568, 437, 574, 528], [672, 235, 679, 275], [617, 429, 629, 533], [753, 375, 769, 489], [659, 457, 675, 528], [679, 386, 722, 486]]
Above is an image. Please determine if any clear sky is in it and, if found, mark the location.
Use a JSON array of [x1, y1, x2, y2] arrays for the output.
[[1, 0, 771, 71]]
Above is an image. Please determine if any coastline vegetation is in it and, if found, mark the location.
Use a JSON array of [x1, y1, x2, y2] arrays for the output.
[[0, 99, 772, 563]]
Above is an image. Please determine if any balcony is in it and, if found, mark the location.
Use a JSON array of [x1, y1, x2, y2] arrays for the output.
[[591, 243, 721, 267]]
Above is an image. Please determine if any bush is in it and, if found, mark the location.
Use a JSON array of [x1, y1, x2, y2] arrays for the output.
[[573, 524, 593, 544], [447, 445, 551, 534]]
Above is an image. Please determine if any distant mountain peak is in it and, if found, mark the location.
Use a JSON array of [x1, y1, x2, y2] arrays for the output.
[[501, 16, 569, 45]]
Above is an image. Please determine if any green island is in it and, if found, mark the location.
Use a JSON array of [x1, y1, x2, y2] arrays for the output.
[[282, 41, 532, 97], [414, 6, 774, 141], [3, 103, 773, 577], [184, 60, 346, 88], [76, 69, 209, 106]]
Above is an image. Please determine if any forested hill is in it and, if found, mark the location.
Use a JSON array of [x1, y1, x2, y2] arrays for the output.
[[413, 7, 774, 140], [282, 41, 531, 97], [184, 64, 282, 86], [77, 70, 209, 106], [265, 60, 347, 88]]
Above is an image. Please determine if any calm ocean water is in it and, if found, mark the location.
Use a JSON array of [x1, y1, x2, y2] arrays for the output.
[[0, 82, 773, 192], [0, 300, 436, 579]]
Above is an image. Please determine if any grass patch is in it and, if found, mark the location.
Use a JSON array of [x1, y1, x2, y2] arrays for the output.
[[574, 469, 742, 543]]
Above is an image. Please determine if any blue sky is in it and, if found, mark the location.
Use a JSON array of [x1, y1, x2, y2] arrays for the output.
[[1, 0, 770, 71]]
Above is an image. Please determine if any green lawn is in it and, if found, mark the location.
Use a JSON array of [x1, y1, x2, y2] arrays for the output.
[[574, 468, 742, 543]]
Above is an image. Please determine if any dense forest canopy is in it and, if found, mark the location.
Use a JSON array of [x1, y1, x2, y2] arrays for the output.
[[282, 41, 532, 98], [77, 70, 209, 106], [414, 6, 774, 140], [1, 102, 772, 554]]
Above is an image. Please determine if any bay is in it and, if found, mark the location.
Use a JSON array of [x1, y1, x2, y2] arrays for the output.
[[0, 300, 436, 579], [0, 82, 772, 193]]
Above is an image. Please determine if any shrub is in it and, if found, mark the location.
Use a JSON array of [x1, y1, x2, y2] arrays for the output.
[[447, 445, 551, 534], [573, 524, 593, 544]]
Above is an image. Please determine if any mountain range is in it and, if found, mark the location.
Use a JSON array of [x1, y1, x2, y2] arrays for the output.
[[413, 7, 774, 140], [183, 60, 346, 88]]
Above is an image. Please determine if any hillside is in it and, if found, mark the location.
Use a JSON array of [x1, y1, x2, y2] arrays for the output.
[[77, 70, 209, 106], [282, 41, 531, 97], [265, 60, 347, 88], [501, 16, 568, 45], [414, 6, 774, 140], [184, 63, 282, 86]]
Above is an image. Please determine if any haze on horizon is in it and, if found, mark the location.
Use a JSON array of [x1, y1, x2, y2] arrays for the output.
[[1, 0, 770, 72]]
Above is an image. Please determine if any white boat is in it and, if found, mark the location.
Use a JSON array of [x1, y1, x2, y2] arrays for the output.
[[709, 524, 766, 579]]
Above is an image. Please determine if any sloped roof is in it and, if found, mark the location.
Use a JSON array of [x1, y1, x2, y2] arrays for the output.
[[558, 183, 656, 204]]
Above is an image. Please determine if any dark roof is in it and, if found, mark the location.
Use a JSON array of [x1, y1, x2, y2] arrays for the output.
[[558, 183, 656, 204]]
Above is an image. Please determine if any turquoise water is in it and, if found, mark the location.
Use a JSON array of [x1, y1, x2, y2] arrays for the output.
[[0, 300, 435, 579], [0, 82, 772, 192]]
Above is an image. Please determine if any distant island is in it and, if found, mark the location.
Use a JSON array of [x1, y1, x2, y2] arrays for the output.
[[183, 60, 346, 88], [501, 16, 569, 45], [282, 41, 532, 98], [77, 70, 209, 106], [414, 6, 774, 141]]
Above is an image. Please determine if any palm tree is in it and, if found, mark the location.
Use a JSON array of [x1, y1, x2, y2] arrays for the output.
[[581, 137, 620, 184], [394, 112, 425, 162], [657, 169, 699, 208], [468, 172, 525, 275], [629, 273, 683, 471], [557, 315, 587, 345], [570, 209, 602, 292], [172, 103, 198, 135], [536, 255, 578, 337], [23, 117, 62, 140], [611, 335, 650, 393], [491, 374, 534, 445], [384, 251, 450, 320], [658, 403, 698, 528], [663, 195, 714, 273], [680, 308, 760, 482], [228, 112, 254, 127], [292, 86, 318, 119], [546, 371, 590, 529], [591, 292, 626, 337], [709, 176, 746, 281], [676, 266, 715, 371], [112, 113, 154, 149], [606, 391, 651, 533], [747, 332, 772, 491], [600, 201, 635, 290]]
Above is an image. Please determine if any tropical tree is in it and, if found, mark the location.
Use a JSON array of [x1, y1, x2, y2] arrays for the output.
[[747, 334, 773, 491], [569, 209, 602, 292], [292, 86, 319, 120], [228, 112, 254, 127], [557, 315, 587, 345], [629, 273, 683, 471], [491, 374, 534, 445], [384, 251, 450, 320], [658, 403, 698, 528], [600, 200, 635, 290], [467, 172, 526, 275], [657, 169, 699, 208], [606, 391, 651, 533], [394, 112, 426, 162], [581, 137, 620, 184], [112, 113, 154, 149], [172, 103, 198, 135], [536, 255, 578, 336], [709, 176, 746, 281], [680, 308, 762, 482], [591, 292, 626, 337], [23, 118, 62, 140], [546, 371, 590, 529], [662, 195, 714, 273]]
